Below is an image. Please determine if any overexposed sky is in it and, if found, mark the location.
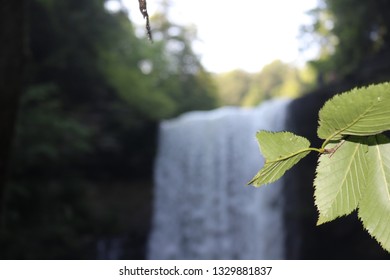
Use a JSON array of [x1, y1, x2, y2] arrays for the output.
[[124, 0, 319, 73]]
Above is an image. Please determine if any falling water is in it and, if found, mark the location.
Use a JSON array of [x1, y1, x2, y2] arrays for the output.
[[148, 98, 292, 259]]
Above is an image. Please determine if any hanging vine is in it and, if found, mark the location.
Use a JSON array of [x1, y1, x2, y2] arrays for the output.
[[138, 0, 153, 42]]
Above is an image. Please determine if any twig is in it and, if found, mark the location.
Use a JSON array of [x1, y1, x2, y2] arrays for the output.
[[323, 139, 346, 157], [138, 0, 153, 42]]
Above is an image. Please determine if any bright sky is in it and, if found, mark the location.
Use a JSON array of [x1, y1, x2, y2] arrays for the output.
[[123, 0, 319, 73]]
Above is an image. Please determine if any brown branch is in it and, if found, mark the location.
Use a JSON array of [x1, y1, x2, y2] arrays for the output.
[[323, 140, 346, 158], [138, 0, 152, 42]]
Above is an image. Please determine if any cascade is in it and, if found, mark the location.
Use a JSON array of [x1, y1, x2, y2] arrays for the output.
[[148, 98, 291, 259]]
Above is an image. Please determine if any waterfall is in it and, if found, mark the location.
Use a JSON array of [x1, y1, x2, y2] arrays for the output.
[[148, 98, 292, 259]]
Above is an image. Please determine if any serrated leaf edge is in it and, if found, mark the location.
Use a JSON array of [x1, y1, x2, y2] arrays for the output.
[[315, 140, 368, 225]]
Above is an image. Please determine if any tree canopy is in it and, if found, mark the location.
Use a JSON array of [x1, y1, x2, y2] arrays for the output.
[[303, 0, 390, 78], [214, 60, 316, 106], [1, 0, 218, 259]]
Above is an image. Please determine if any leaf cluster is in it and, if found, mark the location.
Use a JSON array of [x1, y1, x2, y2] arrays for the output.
[[249, 82, 390, 252]]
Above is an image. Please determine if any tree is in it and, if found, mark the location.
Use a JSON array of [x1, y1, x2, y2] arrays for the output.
[[214, 61, 316, 107], [214, 70, 252, 106], [146, 8, 218, 114], [1, 0, 219, 258], [304, 0, 390, 78]]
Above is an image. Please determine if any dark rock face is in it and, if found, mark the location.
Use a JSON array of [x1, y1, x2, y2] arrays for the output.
[[283, 81, 390, 259]]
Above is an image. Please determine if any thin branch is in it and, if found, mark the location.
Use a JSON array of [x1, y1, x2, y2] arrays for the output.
[[138, 0, 153, 42]]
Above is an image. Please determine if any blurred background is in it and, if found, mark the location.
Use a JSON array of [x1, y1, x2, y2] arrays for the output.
[[1, 0, 390, 259]]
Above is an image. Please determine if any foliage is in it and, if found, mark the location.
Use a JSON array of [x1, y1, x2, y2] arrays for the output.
[[303, 0, 390, 78], [214, 60, 316, 106], [11, 84, 93, 177], [214, 69, 252, 105], [3, 0, 218, 259], [149, 11, 218, 114], [248, 131, 311, 186], [15, 0, 218, 177], [249, 82, 390, 252]]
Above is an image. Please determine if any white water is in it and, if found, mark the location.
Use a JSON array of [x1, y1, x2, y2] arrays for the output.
[[148, 98, 291, 259]]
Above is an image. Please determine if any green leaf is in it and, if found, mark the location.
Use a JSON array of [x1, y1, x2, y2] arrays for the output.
[[358, 134, 390, 252], [317, 83, 390, 141], [248, 131, 311, 187], [314, 137, 369, 225]]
